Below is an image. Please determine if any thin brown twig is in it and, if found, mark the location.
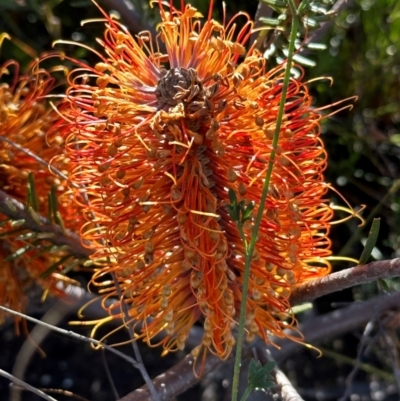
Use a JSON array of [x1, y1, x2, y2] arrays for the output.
[[379, 317, 400, 395], [0, 190, 90, 260], [338, 318, 376, 401], [274, 369, 304, 401], [122, 291, 400, 401], [0, 305, 140, 368], [11, 301, 76, 401], [36, 389, 90, 401], [271, 291, 400, 363], [118, 351, 239, 401], [255, 347, 305, 401], [0, 136, 70, 184], [290, 258, 400, 305], [0, 369, 58, 401]]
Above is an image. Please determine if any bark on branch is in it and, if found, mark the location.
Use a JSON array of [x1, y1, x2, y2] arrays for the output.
[[290, 258, 400, 305], [0, 190, 90, 260], [119, 291, 400, 401]]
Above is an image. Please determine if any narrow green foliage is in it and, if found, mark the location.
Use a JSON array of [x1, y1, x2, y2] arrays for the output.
[[49, 185, 59, 223], [259, 17, 280, 27], [4, 198, 17, 213], [226, 189, 255, 225], [0, 219, 10, 227], [40, 254, 72, 279], [27, 172, 39, 212], [16, 232, 39, 241], [292, 53, 316, 67], [377, 279, 390, 294], [306, 42, 327, 50], [10, 219, 25, 228], [25, 244, 69, 263], [359, 218, 381, 265], [258, 0, 338, 67], [292, 302, 313, 314], [60, 258, 83, 275], [240, 360, 276, 401], [261, 0, 287, 11], [49, 185, 66, 233], [0, 227, 25, 238], [27, 206, 42, 225], [319, 347, 394, 382], [55, 211, 67, 234], [3, 244, 32, 262]]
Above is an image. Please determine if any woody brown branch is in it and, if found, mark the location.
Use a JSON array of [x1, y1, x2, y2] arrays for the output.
[[254, 347, 305, 401], [290, 258, 400, 305], [0, 190, 90, 260], [122, 291, 400, 401]]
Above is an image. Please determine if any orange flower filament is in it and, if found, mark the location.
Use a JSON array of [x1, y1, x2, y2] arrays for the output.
[[0, 57, 80, 324], [59, 1, 334, 359]]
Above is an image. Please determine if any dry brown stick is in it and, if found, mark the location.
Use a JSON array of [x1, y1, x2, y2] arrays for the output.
[[117, 352, 226, 401], [274, 369, 304, 401], [0, 305, 140, 367], [290, 258, 400, 306], [122, 291, 400, 401], [271, 291, 400, 363], [0, 369, 58, 401], [0, 190, 90, 259], [10, 301, 75, 401], [255, 347, 305, 401]]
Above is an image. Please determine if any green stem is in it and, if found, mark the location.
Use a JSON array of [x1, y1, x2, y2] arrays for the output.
[[239, 388, 252, 401], [319, 347, 394, 382], [231, 1, 300, 400]]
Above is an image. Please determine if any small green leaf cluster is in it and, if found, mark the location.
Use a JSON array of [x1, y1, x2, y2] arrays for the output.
[[240, 359, 276, 401], [226, 189, 255, 226], [259, 0, 338, 67]]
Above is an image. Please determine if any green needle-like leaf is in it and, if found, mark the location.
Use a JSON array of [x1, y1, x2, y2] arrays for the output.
[[40, 254, 73, 279], [359, 218, 381, 265], [377, 279, 390, 294], [28, 172, 39, 212], [0, 219, 10, 227], [228, 188, 237, 206], [242, 202, 255, 222], [4, 244, 32, 262]]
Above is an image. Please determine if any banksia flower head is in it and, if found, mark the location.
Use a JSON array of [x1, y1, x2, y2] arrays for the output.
[[0, 50, 80, 324], [59, 0, 335, 360]]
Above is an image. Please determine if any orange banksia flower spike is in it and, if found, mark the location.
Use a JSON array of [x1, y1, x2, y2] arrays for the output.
[[0, 53, 82, 325], [58, 0, 335, 361]]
